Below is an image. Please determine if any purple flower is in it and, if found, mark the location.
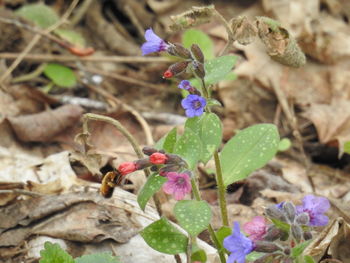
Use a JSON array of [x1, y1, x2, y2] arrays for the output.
[[141, 28, 169, 55], [276, 202, 285, 210], [178, 80, 192, 90], [224, 222, 254, 263], [162, 172, 192, 200], [243, 216, 268, 242], [181, 94, 206, 118], [296, 195, 330, 227]]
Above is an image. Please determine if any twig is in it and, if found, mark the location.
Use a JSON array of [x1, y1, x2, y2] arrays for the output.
[[213, 9, 234, 56], [0, 53, 173, 63], [11, 63, 47, 83], [70, 0, 93, 26], [0, 0, 80, 85], [0, 189, 44, 197], [124, 5, 145, 38]]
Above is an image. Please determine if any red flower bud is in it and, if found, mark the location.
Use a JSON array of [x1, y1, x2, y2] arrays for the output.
[[163, 70, 173, 78], [150, 152, 168, 164], [118, 162, 137, 175]]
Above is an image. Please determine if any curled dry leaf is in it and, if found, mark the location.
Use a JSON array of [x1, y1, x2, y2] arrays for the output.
[[7, 104, 84, 142]]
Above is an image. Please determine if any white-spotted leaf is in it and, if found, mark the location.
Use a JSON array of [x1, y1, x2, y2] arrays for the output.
[[204, 55, 237, 86], [220, 124, 279, 186], [137, 173, 167, 211], [140, 217, 188, 255], [174, 200, 212, 236], [163, 127, 177, 153], [173, 128, 202, 170]]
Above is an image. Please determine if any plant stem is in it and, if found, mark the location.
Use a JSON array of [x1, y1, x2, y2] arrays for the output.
[[191, 178, 226, 263], [213, 9, 235, 56]]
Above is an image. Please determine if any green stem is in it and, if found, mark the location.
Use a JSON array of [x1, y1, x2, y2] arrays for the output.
[[191, 178, 226, 263]]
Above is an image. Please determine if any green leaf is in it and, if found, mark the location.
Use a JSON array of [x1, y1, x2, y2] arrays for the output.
[[344, 141, 350, 154], [207, 98, 222, 107], [185, 113, 222, 163], [291, 240, 312, 258], [55, 29, 86, 48], [303, 255, 315, 263], [216, 226, 231, 247], [174, 200, 212, 236], [204, 55, 237, 86], [270, 218, 290, 233], [16, 3, 59, 29], [246, 252, 266, 262], [163, 128, 178, 153], [173, 128, 202, 170], [278, 138, 292, 151], [75, 252, 121, 263], [191, 246, 207, 263], [39, 242, 74, 263], [220, 124, 280, 186], [182, 29, 214, 59], [137, 173, 167, 211], [43, 63, 77, 88], [140, 217, 188, 255]]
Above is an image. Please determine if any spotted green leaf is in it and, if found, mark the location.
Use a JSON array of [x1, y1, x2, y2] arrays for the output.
[[191, 245, 207, 263], [140, 217, 188, 255], [185, 113, 222, 163], [220, 124, 280, 186], [291, 240, 312, 258], [278, 138, 292, 151], [75, 252, 121, 263], [174, 200, 212, 236], [43, 63, 77, 88], [216, 226, 231, 248], [182, 29, 214, 59], [154, 127, 177, 153], [204, 55, 237, 86], [16, 3, 59, 29], [173, 128, 202, 170], [137, 173, 167, 211]]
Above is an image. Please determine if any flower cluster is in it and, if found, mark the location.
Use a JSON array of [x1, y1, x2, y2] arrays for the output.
[[223, 195, 330, 263], [107, 147, 191, 200], [141, 29, 207, 118]]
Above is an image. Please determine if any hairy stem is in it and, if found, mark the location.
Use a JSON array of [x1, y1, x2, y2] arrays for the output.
[[213, 9, 235, 56]]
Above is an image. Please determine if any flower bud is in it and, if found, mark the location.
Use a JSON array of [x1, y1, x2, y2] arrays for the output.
[[265, 205, 288, 222], [165, 154, 185, 165], [135, 158, 151, 170], [303, 231, 313, 240], [163, 70, 173, 78], [283, 202, 296, 223], [264, 226, 284, 241], [291, 223, 302, 242], [150, 165, 159, 172], [295, 212, 310, 225], [118, 162, 137, 175], [165, 61, 190, 78], [168, 43, 191, 59], [150, 152, 168, 164], [191, 44, 204, 63], [142, 146, 158, 156], [254, 241, 282, 253], [159, 164, 181, 176], [283, 247, 291, 255], [192, 60, 205, 78]]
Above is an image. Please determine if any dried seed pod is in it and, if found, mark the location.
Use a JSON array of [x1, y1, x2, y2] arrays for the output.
[[256, 16, 306, 68], [283, 202, 296, 223], [254, 241, 282, 253], [230, 16, 257, 45], [170, 5, 215, 31], [191, 44, 204, 63], [168, 43, 192, 59], [192, 60, 205, 78]]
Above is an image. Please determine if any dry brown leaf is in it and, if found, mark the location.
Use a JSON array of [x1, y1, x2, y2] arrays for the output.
[[7, 104, 84, 142]]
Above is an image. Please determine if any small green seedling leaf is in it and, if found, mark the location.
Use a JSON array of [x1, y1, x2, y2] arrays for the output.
[[185, 113, 222, 163], [278, 138, 292, 151], [39, 242, 74, 263], [220, 124, 280, 186], [246, 252, 266, 262], [303, 255, 316, 263], [207, 98, 222, 107], [137, 173, 167, 211], [216, 226, 231, 247], [182, 29, 214, 59], [344, 141, 350, 154], [191, 245, 207, 263], [44, 63, 77, 88], [174, 200, 212, 236], [173, 128, 202, 170], [291, 240, 312, 258], [204, 55, 237, 86], [55, 29, 86, 48], [140, 217, 188, 255], [16, 3, 59, 29], [163, 127, 178, 153], [75, 252, 121, 263]]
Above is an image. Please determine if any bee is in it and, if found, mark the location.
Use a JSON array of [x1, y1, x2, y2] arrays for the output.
[[100, 171, 123, 198]]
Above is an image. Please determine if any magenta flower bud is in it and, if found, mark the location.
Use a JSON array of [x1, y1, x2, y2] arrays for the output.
[[142, 146, 158, 156], [190, 44, 204, 63], [243, 216, 267, 242], [254, 241, 282, 253], [135, 158, 152, 170]]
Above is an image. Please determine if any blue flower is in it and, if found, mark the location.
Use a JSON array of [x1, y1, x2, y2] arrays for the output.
[[141, 28, 169, 55], [224, 222, 254, 263], [276, 202, 285, 210], [181, 94, 206, 118], [178, 80, 192, 90], [296, 195, 330, 226]]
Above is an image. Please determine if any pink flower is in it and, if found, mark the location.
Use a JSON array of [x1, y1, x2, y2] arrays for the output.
[[243, 216, 267, 242], [162, 172, 192, 200]]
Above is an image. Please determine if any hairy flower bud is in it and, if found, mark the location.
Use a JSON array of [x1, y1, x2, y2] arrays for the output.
[[254, 241, 282, 253], [135, 158, 151, 170], [264, 226, 284, 241], [283, 202, 296, 223], [303, 231, 313, 240], [142, 146, 158, 156], [168, 43, 191, 59], [159, 164, 181, 176], [284, 247, 291, 255], [295, 212, 310, 225], [291, 223, 302, 242], [118, 162, 137, 175], [165, 61, 190, 78], [192, 60, 205, 78], [191, 44, 204, 63], [265, 205, 288, 222], [150, 152, 168, 164], [166, 154, 185, 165]]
